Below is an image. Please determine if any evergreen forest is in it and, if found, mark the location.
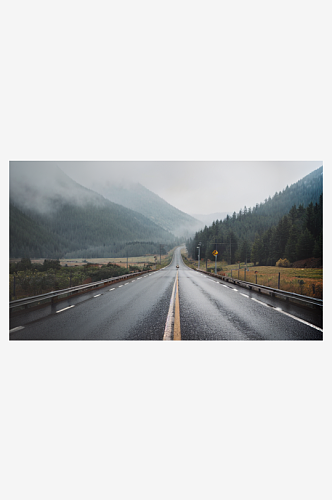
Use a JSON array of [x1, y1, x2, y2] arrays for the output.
[[9, 162, 180, 259], [10, 202, 178, 259], [186, 167, 323, 266]]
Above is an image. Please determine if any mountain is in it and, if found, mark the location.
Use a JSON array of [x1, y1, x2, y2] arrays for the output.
[[186, 166, 323, 264], [10, 203, 65, 258], [9, 162, 177, 258], [248, 165, 323, 221], [83, 179, 202, 237]]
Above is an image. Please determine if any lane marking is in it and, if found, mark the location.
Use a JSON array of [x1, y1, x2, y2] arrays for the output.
[[233, 289, 238, 292], [9, 326, 25, 333], [94, 294, 101, 297], [119, 285, 123, 287], [251, 298, 269, 307], [109, 288, 115, 291], [251, 298, 323, 332], [240, 293, 249, 298], [274, 308, 323, 332], [163, 277, 177, 340], [163, 270, 181, 341], [124, 283, 129, 285], [174, 271, 181, 341], [56, 305, 75, 314]]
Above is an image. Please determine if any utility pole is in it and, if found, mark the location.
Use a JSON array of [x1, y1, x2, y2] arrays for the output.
[[197, 242, 201, 269], [215, 238, 217, 274]]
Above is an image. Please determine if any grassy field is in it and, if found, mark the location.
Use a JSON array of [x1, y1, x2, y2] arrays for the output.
[[10, 248, 177, 300], [181, 249, 323, 299], [17, 254, 170, 269]]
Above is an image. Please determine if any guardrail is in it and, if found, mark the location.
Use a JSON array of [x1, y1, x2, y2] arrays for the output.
[[192, 267, 323, 309], [9, 270, 155, 312]]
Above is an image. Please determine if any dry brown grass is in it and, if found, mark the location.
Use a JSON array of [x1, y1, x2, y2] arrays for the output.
[[226, 266, 323, 299]]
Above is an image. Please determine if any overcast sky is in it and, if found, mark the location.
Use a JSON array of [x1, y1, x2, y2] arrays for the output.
[[59, 161, 322, 216]]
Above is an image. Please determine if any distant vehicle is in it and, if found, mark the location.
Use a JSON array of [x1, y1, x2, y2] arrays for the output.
[[176, 265, 179, 268]]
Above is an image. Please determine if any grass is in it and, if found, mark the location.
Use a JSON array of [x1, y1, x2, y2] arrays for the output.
[[181, 250, 323, 299], [10, 248, 177, 300], [25, 254, 169, 269]]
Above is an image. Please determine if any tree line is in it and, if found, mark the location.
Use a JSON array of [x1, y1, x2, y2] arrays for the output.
[[186, 195, 322, 266]]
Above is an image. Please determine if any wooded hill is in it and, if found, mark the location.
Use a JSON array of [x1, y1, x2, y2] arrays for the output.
[[84, 179, 201, 237], [9, 163, 178, 259], [186, 166, 323, 265]]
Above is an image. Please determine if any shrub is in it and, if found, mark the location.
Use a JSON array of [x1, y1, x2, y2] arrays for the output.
[[276, 258, 291, 268]]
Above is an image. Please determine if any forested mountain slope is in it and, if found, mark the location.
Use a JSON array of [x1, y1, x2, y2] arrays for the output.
[[9, 163, 177, 258], [86, 180, 201, 237], [186, 166, 323, 265], [249, 165, 323, 222], [10, 203, 65, 258]]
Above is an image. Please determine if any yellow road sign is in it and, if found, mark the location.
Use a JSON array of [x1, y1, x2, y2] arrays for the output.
[[212, 250, 218, 256]]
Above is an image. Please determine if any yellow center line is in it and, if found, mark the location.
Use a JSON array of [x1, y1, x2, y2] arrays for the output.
[[163, 270, 181, 341], [174, 271, 181, 340]]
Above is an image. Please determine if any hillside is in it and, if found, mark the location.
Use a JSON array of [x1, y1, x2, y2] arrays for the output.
[[9, 163, 177, 258], [186, 166, 323, 265], [10, 203, 65, 258], [249, 165, 323, 221], [84, 179, 202, 237]]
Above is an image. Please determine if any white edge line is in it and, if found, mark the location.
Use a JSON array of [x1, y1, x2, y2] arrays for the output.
[[251, 298, 269, 307], [251, 298, 323, 332], [9, 326, 25, 333], [56, 305, 75, 314], [274, 308, 323, 332]]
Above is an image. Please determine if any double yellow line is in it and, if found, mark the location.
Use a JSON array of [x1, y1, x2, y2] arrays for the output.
[[163, 270, 181, 341]]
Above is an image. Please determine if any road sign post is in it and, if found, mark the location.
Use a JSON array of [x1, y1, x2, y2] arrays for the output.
[[212, 250, 218, 274]]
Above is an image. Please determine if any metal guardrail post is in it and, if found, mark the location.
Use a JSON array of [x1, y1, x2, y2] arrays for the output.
[[189, 265, 322, 309]]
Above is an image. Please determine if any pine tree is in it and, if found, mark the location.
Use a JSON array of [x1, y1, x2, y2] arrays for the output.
[[285, 225, 299, 262], [296, 229, 315, 260]]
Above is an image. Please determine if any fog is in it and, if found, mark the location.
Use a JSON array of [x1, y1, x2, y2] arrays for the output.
[[60, 160, 322, 215], [10, 160, 322, 220], [9, 162, 110, 214]]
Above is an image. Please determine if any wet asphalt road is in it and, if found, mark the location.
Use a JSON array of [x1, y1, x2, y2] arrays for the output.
[[10, 247, 323, 340]]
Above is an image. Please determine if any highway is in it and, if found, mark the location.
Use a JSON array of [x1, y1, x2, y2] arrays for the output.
[[10, 247, 323, 341]]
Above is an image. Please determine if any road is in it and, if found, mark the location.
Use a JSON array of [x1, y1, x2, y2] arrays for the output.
[[10, 247, 323, 340]]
